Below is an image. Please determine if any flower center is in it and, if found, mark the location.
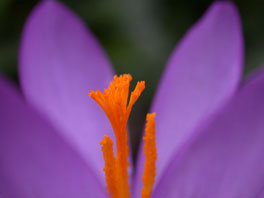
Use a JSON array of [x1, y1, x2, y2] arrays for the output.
[[89, 74, 157, 198]]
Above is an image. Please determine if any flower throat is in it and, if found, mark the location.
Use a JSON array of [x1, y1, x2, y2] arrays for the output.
[[89, 74, 157, 198]]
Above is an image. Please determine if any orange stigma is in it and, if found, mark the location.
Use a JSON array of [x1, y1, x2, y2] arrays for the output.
[[89, 74, 157, 198]]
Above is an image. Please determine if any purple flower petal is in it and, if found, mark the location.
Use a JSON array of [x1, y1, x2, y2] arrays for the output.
[[0, 76, 106, 198], [133, 1, 243, 196], [152, 68, 264, 197], [137, 0, 242, 187], [19, 1, 113, 183]]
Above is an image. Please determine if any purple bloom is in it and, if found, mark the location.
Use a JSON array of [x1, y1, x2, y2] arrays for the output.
[[1, 0, 264, 197]]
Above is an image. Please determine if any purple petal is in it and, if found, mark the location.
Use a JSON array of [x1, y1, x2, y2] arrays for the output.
[[0, 76, 106, 198], [153, 68, 264, 197], [19, 1, 114, 183], [133, 1, 243, 196]]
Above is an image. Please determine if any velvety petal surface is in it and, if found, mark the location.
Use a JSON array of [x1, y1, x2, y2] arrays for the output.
[[0, 76, 106, 198], [153, 68, 264, 197], [133, 2, 243, 195], [19, 1, 113, 183]]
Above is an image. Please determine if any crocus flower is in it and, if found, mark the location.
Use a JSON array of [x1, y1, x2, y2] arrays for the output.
[[1, 0, 264, 197]]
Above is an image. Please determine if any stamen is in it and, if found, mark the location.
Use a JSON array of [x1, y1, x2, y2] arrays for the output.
[[100, 135, 118, 198], [89, 74, 145, 198], [141, 113, 157, 198]]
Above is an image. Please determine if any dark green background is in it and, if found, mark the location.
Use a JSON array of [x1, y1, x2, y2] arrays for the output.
[[1, 0, 263, 160]]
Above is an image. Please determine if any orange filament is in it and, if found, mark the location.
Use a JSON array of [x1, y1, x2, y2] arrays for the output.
[[89, 74, 157, 198], [141, 113, 157, 198]]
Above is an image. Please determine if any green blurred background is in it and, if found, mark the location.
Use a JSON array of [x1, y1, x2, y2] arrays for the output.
[[0, 0, 263, 159]]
